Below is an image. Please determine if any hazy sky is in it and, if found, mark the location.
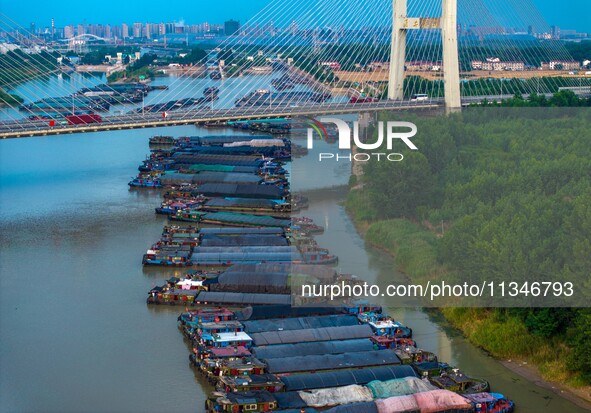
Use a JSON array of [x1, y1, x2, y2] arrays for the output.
[[1, 0, 590, 33]]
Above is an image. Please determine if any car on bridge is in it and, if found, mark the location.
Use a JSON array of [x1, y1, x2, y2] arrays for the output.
[[410, 93, 429, 102]]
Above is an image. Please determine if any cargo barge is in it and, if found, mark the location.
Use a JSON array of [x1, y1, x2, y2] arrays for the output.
[[129, 132, 516, 413]]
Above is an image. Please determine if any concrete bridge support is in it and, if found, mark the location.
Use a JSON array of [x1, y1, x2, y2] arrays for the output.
[[388, 0, 462, 113]]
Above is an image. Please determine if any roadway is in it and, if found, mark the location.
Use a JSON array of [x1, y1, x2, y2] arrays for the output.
[[0, 95, 518, 139]]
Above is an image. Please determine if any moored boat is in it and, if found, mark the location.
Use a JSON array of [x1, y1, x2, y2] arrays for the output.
[[128, 176, 162, 188], [147, 288, 198, 305], [465, 392, 515, 413], [149, 135, 176, 145], [178, 307, 235, 326], [429, 368, 491, 394], [205, 391, 277, 413], [142, 248, 191, 266], [359, 313, 413, 339], [217, 374, 285, 393]]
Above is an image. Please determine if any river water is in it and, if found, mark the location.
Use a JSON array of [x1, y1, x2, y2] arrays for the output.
[[0, 75, 589, 413]]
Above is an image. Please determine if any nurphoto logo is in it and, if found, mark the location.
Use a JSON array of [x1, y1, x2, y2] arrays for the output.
[[306, 118, 419, 162]]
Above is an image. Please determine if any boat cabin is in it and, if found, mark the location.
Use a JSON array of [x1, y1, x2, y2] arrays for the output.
[[465, 392, 515, 413], [370, 335, 417, 350], [178, 307, 235, 325], [205, 357, 266, 381], [184, 318, 241, 340], [175, 278, 205, 291], [362, 315, 412, 338], [344, 302, 382, 315], [191, 346, 252, 366], [128, 177, 162, 188], [156, 200, 201, 215], [198, 320, 245, 340], [196, 331, 253, 349], [162, 225, 199, 236], [173, 209, 205, 222], [300, 250, 339, 265], [369, 319, 412, 338], [430, 369, 490, 394], [393, 346, 437, 365], [218, 374, 285, 393], [414, 361, 450, 378], [166, 232, 201, 246], [206, 390, 277, 413], [148, 289, 198, 305], [142, 250, 191, 266]]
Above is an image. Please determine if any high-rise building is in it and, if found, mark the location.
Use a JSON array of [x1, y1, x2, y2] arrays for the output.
[[105, 24, 111, 39], [30, 22, 36, 36], [77, 24, 85, 36], [64, 25, 74, 39], [289, 21, 298, 36], [150, 23, 159, 37], [224, 19, 240, 36], [159, 23, 166, 35], [133, 22, 142, 38], [121, 23, 129, 38], [551, 25, 560, 40], [174, 23, 185, 34], [112, 25, 122, 39]]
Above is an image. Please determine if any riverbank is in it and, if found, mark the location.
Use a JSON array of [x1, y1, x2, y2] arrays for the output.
[[345, 190, 591, 408], [0, 89, 23, 106]]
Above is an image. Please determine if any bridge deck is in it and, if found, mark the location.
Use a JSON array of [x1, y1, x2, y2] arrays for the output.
[[0, 101, 442, 139]]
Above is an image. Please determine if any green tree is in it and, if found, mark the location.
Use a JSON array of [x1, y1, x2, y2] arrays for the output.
[[567, 310, 591, 382], [364, 151, 435, 219]]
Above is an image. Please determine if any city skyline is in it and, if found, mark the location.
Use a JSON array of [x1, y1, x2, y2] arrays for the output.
[[1, 0, 590, 34]]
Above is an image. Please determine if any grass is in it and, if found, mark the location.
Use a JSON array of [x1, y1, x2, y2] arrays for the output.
[[364, 219, 442, 282], [441, 307, 581, 386], [345, 189, 378, 223]]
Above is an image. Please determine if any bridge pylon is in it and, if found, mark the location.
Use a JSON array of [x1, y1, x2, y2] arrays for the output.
[[388, 0, 461, 113]]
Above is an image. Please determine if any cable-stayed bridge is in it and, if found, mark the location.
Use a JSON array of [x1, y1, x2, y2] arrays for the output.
[[0, 0, 588, 139], [0, 93, 555, 139]]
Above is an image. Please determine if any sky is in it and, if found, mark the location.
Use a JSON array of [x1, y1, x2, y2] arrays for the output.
[[1, 0, 590, 33]]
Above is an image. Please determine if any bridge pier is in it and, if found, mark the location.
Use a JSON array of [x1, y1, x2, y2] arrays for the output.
[[441, 0, 461, 113], [389, 0, 462, 113], [388, 0, 407, 101]]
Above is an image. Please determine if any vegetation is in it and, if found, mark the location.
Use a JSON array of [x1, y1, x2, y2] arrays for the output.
[[479, 91, 591, 107], [107, 53, 158, 83], [103, 47, 206, 83], [565, 42, 591, 67], [0, 89, 24, 106], [346, 99, 591, 386], [0, 49, 62, 93], [170, 47, 207, 65]]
